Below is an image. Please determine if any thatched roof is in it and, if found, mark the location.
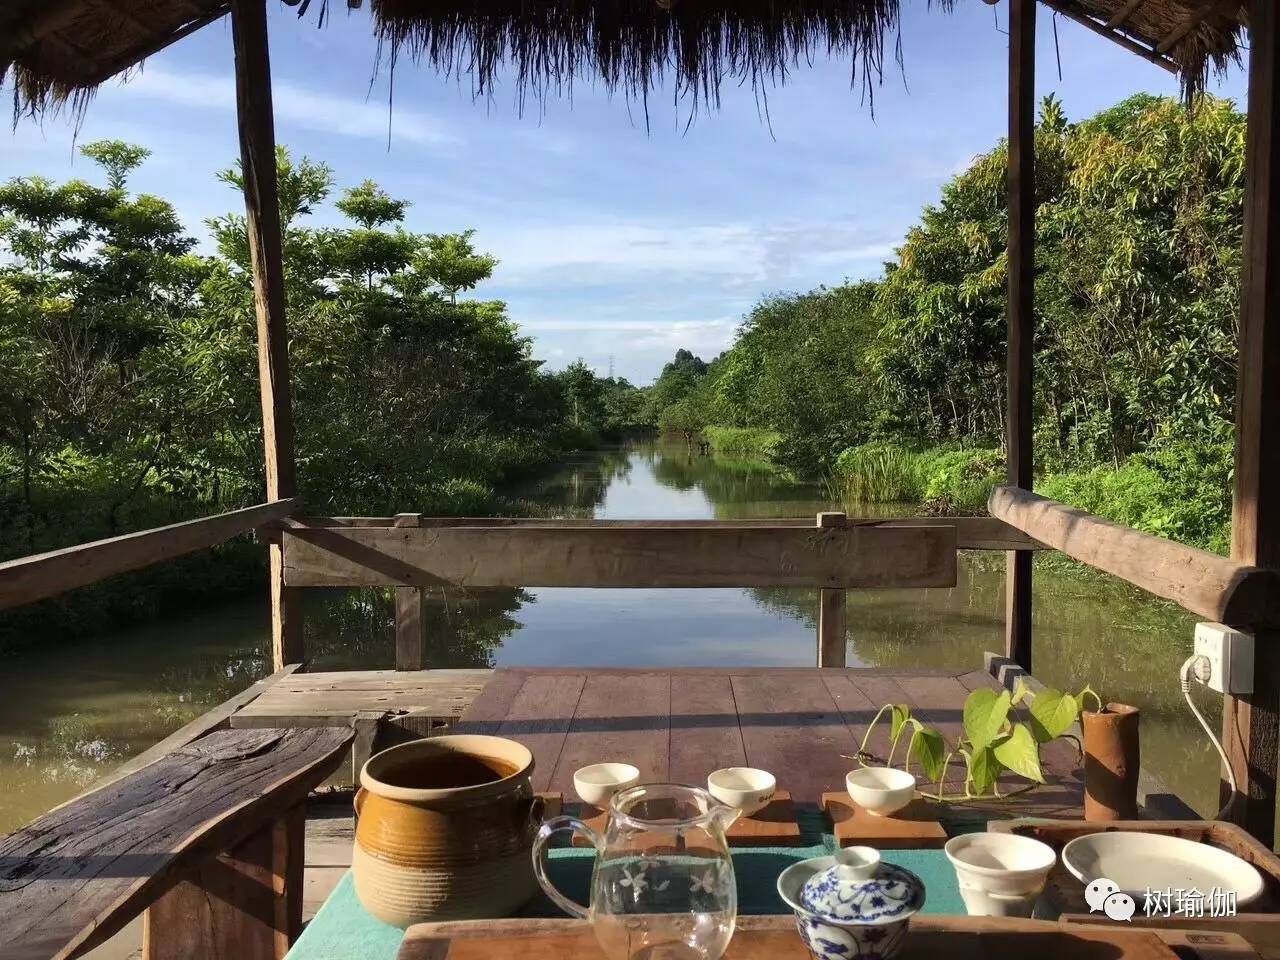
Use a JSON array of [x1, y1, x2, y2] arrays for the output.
[[0, 0, 1249, 119]]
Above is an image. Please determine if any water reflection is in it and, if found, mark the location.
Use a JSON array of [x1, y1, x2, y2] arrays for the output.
[[0, 440, 1227, 831]]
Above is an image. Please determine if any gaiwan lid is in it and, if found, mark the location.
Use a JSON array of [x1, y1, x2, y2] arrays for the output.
[[799, 847, 926, 924]]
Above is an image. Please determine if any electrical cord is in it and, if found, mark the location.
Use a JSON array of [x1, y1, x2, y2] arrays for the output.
[[1181, 654, 1237, 820]]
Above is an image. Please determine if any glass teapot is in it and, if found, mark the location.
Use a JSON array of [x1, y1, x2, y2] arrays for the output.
[[532, 783, 739, 960]]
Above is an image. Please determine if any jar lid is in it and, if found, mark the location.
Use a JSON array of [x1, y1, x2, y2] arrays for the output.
[[799, 847, 926, 924]]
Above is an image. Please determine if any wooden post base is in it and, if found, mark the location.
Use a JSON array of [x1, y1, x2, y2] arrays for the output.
[[143, 804, 304, 960]]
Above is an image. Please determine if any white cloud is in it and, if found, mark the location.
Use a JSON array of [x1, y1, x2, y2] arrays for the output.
[[481, 220, 898, 286], [111, 65, 458, 147]]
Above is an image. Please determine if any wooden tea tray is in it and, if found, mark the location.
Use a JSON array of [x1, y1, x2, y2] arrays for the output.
[[539, 791, 802, 847], [822, 791, 947, 848], [990, 820, 1280, 918], [398, 915, 1189, 960]]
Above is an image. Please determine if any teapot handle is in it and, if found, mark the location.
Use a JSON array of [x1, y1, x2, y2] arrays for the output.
[[532, 815, 600, 921]]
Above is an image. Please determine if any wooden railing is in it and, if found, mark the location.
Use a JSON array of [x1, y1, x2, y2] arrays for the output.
[[276, 512, 1044, 670], [989, 486, 1280, 627], [0, 498, 298, 610]]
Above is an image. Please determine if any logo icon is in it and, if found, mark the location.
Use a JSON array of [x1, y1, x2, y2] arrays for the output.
[[1104, 892, 1136, 922], [1085, 878, 1119, 912], [1085, 878, 1134, 922]]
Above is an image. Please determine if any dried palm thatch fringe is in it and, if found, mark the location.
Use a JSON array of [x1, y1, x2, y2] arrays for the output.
[[363, 0, 942, 113], [0, 0, 1249, 121]]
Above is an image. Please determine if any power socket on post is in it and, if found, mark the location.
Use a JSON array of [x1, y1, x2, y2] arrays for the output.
[[1193, 622, 1255, 695]]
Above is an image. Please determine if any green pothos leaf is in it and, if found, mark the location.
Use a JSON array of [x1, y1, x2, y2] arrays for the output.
[[1028, 688, 1080, 743], [963, 688, 1011, 751], [1009, 677, 1032, 707], [967, 745, 1003, 796], [992, 723, 1045, 783], [888, 704, 911, 742], [910, 726, 947, 784]]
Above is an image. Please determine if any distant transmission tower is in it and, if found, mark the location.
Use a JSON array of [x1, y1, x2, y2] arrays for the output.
[[608, 354, 615, 379]]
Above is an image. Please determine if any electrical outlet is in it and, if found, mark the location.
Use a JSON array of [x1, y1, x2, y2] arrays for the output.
[[1194, 622, 1255, 695]]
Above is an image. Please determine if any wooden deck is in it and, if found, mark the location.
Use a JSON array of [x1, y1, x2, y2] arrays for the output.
[[230, 669, 493, 728], [452, 666, 1084, 819]]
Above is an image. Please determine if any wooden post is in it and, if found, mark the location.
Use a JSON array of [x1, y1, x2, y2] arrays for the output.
[[816, 512, 847, 667], [1223, 0, 1280, 846], [393, 514, 428, 671], [1004, 0, 1036, 673], [143, 805, 305, 960], [395, 588, 428, 670], [232, 0, 302, 670]]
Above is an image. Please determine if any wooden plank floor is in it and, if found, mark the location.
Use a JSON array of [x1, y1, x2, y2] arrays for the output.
[[455, 667, 1084, 819], [230, 669, 493, 728]]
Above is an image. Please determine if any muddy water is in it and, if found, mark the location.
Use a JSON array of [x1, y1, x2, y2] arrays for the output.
[[0, 441, 1219, 832]]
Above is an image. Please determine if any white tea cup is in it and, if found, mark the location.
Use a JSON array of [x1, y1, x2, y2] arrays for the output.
[[845, 766, 916, 817], [707, 767, 777, 816], [573, 763, 640, 808]]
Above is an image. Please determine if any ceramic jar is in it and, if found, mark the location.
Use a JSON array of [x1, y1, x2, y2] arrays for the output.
[[777, 847, 925, 960], [352, 734, 540, 927]]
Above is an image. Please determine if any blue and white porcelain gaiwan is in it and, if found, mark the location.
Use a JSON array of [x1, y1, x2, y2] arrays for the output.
[[776, 846, 925, 960]]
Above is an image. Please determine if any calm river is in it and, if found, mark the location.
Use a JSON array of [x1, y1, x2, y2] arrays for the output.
[[0, 441, 1220, 832]]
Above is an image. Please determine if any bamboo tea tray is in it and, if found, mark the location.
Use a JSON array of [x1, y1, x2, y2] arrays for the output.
[[540, 792, 802, 847], [990, 819, 1280, 927], [822, 791, 948, 848]]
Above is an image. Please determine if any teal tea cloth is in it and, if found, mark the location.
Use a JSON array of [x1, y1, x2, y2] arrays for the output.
[[286, 815, 969, 960]]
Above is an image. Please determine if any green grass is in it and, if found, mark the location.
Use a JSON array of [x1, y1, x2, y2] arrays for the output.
[[832, 438, 1231, 552], [704, 426, 784, 461], [832, 443, 926, 503], [832, 443, 1003, 513]]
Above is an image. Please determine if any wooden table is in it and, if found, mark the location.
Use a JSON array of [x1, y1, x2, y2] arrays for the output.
[[396, 916, 1192, 960], [0, 726, 353, 960], [453, 667, 1083, 819]]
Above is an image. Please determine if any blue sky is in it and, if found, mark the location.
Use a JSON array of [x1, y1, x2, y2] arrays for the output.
[[3, 3, 1248, 383]]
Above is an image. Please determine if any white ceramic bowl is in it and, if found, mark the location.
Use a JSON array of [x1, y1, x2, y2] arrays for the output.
[[944, 832, 1057, 901], [572, 763, 640, 808], [845, 766, 916, 817], [707, 767, 777, 816], [1062, 831, 1265, 909]]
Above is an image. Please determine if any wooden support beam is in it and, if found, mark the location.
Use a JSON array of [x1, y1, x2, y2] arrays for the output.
[[293, 516, 1046, 551], [1157, 0, 1237, 55], [232, 0, 303, 670], [816, 513, 848, 667], [142, 804, 305, 960], [1224, 0, 1280, 846], [1036, 0, 1177, 73], [1005, 0, 1036, 673], [989, 486, 1280, 625], [281, 524, 958, 590], [0, 499, 296, 610]]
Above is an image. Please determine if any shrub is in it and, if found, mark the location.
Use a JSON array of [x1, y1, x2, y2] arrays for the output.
[[1038, 441, 1231, 553], [425, 478, 497, 516], [704, 426, 784, 461], [918, 448, 1004, 514]]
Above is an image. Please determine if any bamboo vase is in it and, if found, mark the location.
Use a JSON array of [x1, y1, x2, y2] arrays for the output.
[[1082, 703, 1141, 821]]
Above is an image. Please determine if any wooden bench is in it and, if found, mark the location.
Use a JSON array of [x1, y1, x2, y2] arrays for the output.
[[0, 725, 353, 960]]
